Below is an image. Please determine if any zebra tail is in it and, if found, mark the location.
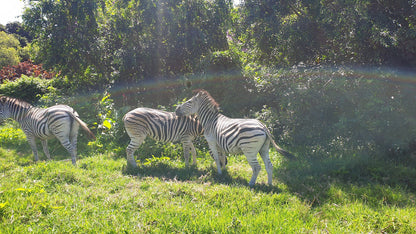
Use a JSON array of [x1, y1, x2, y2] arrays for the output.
[[263, 126, 295, 160], [270, 138, 295, 160], [66, 111, 96, 140]]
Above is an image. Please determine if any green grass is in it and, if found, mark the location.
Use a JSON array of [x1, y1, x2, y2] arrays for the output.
[[0, 125, 415, 232]]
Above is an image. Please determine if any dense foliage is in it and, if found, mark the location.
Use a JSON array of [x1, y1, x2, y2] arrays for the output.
[[234, 0, 416, 67], [0, 31, 21, 68], [23, 0, 233, 90], [0, 76, 53, 104], [0, 60, 55, 83], [1, 0, 415, 162], [0, 22, 32, 68], [249, 66, 416, 159], [1, 21, 33, 47]]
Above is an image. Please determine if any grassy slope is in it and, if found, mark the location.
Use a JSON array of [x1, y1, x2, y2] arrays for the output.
[[0, 125, 415, 233]]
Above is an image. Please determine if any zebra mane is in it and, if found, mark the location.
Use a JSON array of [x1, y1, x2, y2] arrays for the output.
[[0, 96, 33, 108], [192, 89, 219, 111]]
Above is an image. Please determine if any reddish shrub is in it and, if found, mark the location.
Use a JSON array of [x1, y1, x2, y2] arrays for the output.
[[0, 60, 56, 83]]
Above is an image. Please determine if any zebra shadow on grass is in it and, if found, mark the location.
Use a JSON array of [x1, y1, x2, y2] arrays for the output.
[[122, 160, 282, 193]]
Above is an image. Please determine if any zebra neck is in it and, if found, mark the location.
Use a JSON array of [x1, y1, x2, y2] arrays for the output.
[[11, 105, 33, 122], [197, 105, 219, 129]]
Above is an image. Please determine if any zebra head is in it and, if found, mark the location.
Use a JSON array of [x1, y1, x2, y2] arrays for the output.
[[0, 96, 10, 121], [176, 89, 219, 117], [175, 92, 201, 117]]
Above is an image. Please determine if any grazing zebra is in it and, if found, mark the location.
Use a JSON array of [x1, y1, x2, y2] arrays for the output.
[[0, 96, 95, 165], [175, 89, 294, 186], [123, 107, 204, 167]]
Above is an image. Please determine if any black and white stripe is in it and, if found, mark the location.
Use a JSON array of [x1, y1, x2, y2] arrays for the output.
[[0, 96, 95, 165], [175, 89, 293, 186], [123, 107, 203, 167]]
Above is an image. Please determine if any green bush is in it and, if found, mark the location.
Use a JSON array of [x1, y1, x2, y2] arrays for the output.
[[90, 92, 130, 155], [250, 66, 416, 159], [0, 31, 20, 68], [0, 47, 20, 68], [0, 75, 53, 103]]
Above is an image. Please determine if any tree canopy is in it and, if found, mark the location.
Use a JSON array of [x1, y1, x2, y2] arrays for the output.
[[20, 0, 415, 88], [234, 0, 416, 67], [0, 31, 21, 68]]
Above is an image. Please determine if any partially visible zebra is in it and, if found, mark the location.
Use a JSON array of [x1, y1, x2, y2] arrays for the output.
[[0, 96, 95, 165], [123, 107, 204, 167], [175, 89, 294, 186]]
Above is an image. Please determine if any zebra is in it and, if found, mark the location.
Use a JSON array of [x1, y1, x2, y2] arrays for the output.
[[123, 107, 204, 168], [175, 89, 294, 186], [0, 96, 95, 165]]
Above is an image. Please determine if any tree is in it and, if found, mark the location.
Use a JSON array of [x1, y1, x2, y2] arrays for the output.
[[0, 31, 21, 68], [22, 0, 233, 91], [234, 0, 416, 68], [101, 0, 232, 82], [23, 0, 103, 77], [5, 21, 33, 46]]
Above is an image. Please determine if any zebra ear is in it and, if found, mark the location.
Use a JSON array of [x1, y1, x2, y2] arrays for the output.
[[0, 96, 6, 103]]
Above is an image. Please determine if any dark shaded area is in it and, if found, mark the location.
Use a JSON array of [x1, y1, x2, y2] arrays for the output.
[[277, 154, 416, 207]]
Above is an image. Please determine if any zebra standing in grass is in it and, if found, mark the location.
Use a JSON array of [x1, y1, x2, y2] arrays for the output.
[[0, 96, 95, 165], [175, 89, 294, 186], [123, 107, 204, 167]]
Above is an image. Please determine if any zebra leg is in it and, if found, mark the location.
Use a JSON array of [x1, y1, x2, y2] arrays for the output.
[[244, 152, 262, 187], [182, 140, 197, 166], [27, 135, 40, 162], [259, 139, 273, 186], [41, 140, 51, 160], [69, 122, 79, 161], [126, 135, 145, 168], [190, 143, 197, 166], [71, 135, 78, 160], [218, 147, 227, 169], [53, 129, 76, 165], [182, 141, 191, 167], [59, 138, 76, 165], [206, 139, 222, 175]]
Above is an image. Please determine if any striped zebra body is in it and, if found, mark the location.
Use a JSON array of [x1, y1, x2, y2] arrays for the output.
[[175, 89, 293, 186], [0, 96, 95, 165], [123, 107, 203, 167]]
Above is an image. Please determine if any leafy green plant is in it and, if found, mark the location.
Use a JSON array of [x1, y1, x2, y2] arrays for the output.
[[143, 155, 171, 166], [0, 75, 53, 103], [90, 92, 129, 156], [0, 123, 26, 148], [0, 31, 20, 68]]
